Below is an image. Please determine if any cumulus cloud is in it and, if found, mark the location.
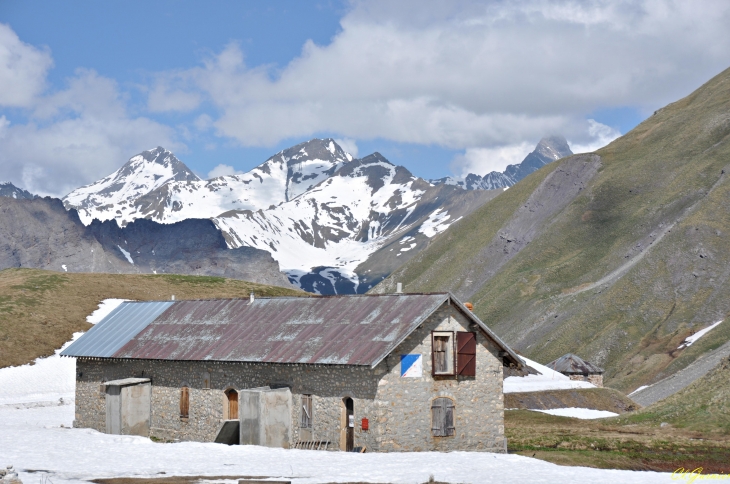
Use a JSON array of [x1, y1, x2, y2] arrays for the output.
[[0, 23, 53, 107], [568, 119, 622, 154], [334, 138, 358, 158], [147, 79, 201, 113], [452, 142, 535, 178], [167, 0, 730, 156], [207, 164, 244, 179], [0, 68, 181, 197]]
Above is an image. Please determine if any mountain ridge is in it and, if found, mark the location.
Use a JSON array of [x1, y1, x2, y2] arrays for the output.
[[372, 66, 730, 397], [431, 136, 573, 190], [62, 138, 500, 294]]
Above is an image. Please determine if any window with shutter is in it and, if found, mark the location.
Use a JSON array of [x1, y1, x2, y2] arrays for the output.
[[301, 394, 313, 429], [457, 332, 477, 376], [431, 397, 455, 437], [180, 387, 189, 418], [431, 331, 455, 375]]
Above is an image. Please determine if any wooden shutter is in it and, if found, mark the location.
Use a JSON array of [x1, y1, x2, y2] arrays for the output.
[[457, 332, 477, 376], [180, 387, 189, 418], [444, 399, 455, 436], [432, 397, 455, 437], [432, 332, 454, 375], [431, 398, 444, 436]]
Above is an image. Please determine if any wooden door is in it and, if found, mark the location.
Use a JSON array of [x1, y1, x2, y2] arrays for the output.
[[226, 389, 239, 420]]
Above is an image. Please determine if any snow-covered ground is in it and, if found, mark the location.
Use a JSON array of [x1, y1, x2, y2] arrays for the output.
[[0, 302, 672, 483], [531, 408, 619, 419], [504, 356, 596, 393]]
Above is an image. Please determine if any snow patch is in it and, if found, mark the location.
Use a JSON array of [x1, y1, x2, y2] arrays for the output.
[[532, 408, 619, 419], [629, 385, 650, 396], [117, 245, 134, 264], [678, 320, 724, 349], [504, 356, 596, 393], [87, 298, 129, 324]]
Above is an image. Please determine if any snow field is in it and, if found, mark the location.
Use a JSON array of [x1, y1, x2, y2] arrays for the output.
[[531, 407, 619, 419], [0, 404, 672, 484], [504, 356, 596, 393]]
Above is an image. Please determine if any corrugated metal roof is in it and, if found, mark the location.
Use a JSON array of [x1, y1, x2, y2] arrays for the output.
[[61, 301, 174, 358], [112, 295, 447, 366], [63, 294, 523, 368], [546, 353, 603, 374]]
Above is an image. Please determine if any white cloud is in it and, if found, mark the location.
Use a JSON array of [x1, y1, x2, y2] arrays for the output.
[[0, 68, 181, 197], [452, 142, 534, 177], [568, 119, 622, 154], [167, 0, 730, 157], [334, 138, 358, 158], [147, 80, 201, 113], [207, 164, 243, 179], [0, 23, 53, 107]]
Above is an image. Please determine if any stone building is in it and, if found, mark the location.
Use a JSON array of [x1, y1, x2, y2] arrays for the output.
[[62, 293, 523, 452], [546, 353, 604, 387]]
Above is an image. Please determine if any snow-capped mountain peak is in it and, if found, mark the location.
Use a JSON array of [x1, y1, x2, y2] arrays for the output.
[[64, 147, 200, 224]]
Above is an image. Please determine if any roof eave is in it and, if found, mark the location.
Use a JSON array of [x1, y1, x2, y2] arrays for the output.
[[448, 293, 524, 368]]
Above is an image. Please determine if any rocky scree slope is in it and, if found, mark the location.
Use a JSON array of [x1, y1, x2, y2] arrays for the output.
[[431, 136, 573, 190], [374, 67, 730, 397], [0, 196, 293, 288], [63, 139, 499, 294]]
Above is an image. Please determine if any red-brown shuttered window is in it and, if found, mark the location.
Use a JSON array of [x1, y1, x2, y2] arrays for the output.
[[457, 332, 476, 376]]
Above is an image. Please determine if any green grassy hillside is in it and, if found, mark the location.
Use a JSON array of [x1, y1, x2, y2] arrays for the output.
[[0, 268, 306, 368], [374, 67, 730, 395]]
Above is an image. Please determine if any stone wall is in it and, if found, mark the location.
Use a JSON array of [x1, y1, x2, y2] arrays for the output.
[[74, 301, 506, 452], [568, 374, 604, 387]]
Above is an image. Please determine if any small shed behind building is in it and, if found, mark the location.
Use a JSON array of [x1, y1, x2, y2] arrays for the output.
[[546, 353, 604, 387]]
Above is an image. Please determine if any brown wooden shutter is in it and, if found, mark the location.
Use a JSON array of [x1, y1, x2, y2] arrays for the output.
[[180, 387, 189, 418], [457, 332, 477, 376]]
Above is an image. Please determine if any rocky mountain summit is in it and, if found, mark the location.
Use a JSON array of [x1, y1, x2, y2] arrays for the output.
[[0, 182, 35, 200], [62, 138, 499, 294], [432, 136, 573, 190]]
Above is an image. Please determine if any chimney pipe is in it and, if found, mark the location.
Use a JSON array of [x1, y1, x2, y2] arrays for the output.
[[250, 291, 255, 304], [396, 282, 403, 294]]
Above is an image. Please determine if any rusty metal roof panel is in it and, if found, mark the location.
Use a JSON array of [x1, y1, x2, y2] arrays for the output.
[[111, 294, 449, 366], [546, 353, 603, 374], [61, 301, 174, 358]]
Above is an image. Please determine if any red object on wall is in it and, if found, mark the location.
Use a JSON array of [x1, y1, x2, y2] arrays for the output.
[[361, 418, 369, 431]]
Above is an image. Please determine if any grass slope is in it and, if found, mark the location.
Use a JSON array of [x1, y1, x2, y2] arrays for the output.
[[375, 67, 730, 398], [506, 410, 730, 472], [0, 268, 305, 368]]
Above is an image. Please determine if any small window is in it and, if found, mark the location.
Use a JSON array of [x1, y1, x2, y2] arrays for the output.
[[300, 394, 313, 429], [456, 332, 477, 376], [202, 372, 211, 389], [180, 387, 190, 418], [431, 397, 455, 437], [432, 331, 455, 375]]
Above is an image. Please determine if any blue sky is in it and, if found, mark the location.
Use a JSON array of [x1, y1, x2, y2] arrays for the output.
[[1, 1, 729, 196]]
